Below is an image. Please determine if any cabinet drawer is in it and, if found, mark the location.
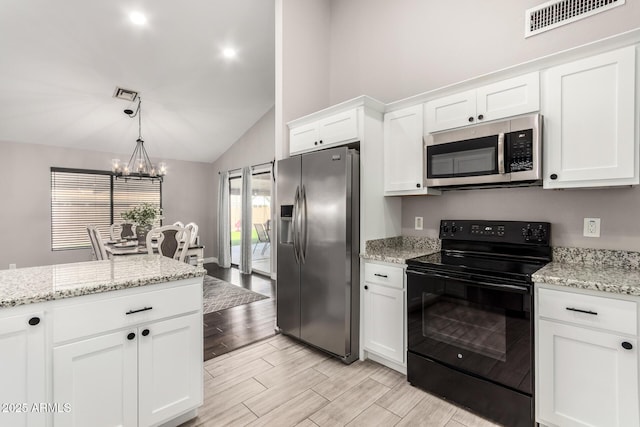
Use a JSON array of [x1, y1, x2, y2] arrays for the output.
[[538, 287, 637, 335], [53, 281, 202, 343], [364, 263, 404, 289]]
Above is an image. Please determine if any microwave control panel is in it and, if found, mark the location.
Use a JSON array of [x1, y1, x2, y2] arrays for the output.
[[507, 129, 533, 172]]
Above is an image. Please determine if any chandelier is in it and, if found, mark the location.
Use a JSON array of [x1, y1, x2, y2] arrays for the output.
[[111, 97, 166, 181]]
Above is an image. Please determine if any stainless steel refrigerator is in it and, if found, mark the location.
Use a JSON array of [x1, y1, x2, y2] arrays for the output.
[[276, 146, 360, 364]]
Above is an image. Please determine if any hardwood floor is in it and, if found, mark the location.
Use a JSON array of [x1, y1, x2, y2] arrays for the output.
[[180, 335, 501, 427], [203, 264, 276, 361]]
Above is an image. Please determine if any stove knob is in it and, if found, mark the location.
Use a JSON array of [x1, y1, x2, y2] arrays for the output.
[[451, 226, 457, 233], [443, 226, 449, 232]]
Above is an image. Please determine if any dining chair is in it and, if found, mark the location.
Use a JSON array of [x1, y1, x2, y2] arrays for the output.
[[87, 225, 108, 260], [253, 223, 270, 255], [109, 222, 136, 240], [173, 221, 185, 228], [184, 222, 199, 245], [147, 225, 191, 263]]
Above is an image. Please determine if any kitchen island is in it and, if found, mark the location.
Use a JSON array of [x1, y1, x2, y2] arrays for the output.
[[0, 255, 206, 427]]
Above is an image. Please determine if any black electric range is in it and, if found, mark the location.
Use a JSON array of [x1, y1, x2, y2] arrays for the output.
[[406, 219, 551, 427]]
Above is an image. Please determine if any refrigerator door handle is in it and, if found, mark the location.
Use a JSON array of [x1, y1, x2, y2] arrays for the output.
[[293, 186, 301, 264], [300, 185, 308, 264]]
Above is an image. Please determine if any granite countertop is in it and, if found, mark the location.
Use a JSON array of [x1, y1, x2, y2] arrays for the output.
[[532, 247, 640, 296], [361, 236, 440, 264], [0, 255, 206, 308]]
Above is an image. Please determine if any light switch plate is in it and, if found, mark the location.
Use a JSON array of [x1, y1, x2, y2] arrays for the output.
[[583, 218, 601, 238], [415, 216, 423, 230]]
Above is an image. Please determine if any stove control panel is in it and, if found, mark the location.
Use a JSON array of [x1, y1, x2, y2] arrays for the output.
[[439, 220, 551, 245]]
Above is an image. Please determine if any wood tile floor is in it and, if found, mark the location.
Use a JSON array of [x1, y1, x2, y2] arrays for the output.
[[181, 334, 500, 427]]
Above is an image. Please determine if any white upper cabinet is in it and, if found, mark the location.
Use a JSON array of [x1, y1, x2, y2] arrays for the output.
[[425, 72, 540, 133], [290, 108, 359, 155], [383, 104, 439, 195], [542, 46, 638, 189]]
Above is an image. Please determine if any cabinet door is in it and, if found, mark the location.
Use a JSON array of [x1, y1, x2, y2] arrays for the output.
[[0, 312, 46, 427], [318, 108, 359, 147], [543, 46, 637, 188], [424, 89, 476, 133], [537, 320, 639, 427], [476, 72, 539, 122], [290, 122, 319, 155], [53, 330, 138, 427], [138, 313, 203, 427], [384, 105, 425, 193], [363, 283, 405, 365]]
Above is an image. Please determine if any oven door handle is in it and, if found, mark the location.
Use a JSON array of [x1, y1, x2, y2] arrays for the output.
[[408, 270, 530, 294]]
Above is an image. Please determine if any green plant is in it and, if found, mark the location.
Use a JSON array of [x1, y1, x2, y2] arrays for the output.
[[121, 203, 163, 227]]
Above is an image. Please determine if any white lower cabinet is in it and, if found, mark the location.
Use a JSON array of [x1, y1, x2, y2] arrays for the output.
[[0, 310, 46, 427], [53, 312, 202, 427], [362, 261, 405, 370], [536, 285, 640, 427]]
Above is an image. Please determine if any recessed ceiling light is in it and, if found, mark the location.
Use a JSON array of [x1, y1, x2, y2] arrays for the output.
[[222, 48, 237, 59], [129, 11, 147, 26]]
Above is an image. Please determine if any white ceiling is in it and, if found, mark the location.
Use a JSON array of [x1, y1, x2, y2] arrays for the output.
[[0, 0, 275, 163]]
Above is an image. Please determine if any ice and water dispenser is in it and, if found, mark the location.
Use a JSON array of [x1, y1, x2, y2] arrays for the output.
[[279, 205, 294, 245]]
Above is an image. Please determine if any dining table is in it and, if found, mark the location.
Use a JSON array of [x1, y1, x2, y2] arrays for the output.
[[105, 238, 205, 268]]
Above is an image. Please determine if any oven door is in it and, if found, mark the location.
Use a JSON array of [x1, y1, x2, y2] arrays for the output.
[[407, 269, 532, 394]]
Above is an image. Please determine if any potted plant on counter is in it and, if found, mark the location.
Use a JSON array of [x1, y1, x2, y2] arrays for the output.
[[121, 203, 163, 246]]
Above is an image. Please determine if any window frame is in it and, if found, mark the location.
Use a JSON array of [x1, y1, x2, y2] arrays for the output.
[[50, 167, 163, 251]]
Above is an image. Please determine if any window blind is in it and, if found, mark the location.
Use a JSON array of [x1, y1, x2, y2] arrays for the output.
[[51, 170, 111, 250], [113, 179, 161, 226], [51, 169, 162, 251]]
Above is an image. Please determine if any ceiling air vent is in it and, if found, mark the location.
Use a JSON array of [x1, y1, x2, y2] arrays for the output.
[[113, 87, 139, 102], [525, 0, 625, 38]]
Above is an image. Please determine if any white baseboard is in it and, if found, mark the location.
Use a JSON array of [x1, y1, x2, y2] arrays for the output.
[[203, 257, 216, 264]]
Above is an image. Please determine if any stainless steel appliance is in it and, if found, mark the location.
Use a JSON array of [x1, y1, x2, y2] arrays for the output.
[[276, 147, 360, 364], [406, 219, 551, 427], [425, 114, 542, 189]]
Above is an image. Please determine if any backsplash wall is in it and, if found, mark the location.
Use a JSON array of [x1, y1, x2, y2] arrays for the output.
[[401, 186, 640, 251]]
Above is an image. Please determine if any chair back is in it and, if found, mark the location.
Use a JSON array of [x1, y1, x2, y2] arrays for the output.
[[87, 225, 108, 260], [147, 225, 191, 262], [254, 223, 269, 243], [173, 221, 185, 228], [184, 222, 199, 245], [110, 223, 136, 240]]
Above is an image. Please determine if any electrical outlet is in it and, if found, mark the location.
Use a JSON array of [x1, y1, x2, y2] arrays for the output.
[[583, 218, 601, 238], [9, 264, 16, 270], [415, 216, 423, 230]]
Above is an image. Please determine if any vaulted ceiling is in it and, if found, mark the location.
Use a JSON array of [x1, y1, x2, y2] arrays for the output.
[[0, 0, 275, 163]]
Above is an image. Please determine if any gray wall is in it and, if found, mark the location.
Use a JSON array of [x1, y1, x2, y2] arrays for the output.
[[0, 140, 215, 268], [322, 0, 640, 251], [211, 106, 276, 259]]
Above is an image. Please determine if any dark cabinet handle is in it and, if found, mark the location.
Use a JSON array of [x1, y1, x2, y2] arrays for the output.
[[364, 285, 368, 290], [468, 117, 474, 122], [550, 174, 558, 180], [28, 317, 40, 326], [126, 306, 153, 315], [477, 114, 484, 120], [314, 141, 318, 145], [374, 273, 388, 278], [566, 307, 598, 316], [142, 329, 150, 337], [127, 332, 136, 340], [319, 140, 323, 144], [622, 342, 633, 350], [416, 183, 421, 188]]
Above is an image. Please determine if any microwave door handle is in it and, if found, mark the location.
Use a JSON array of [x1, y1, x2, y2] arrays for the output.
[[497, 133, 505, 174]]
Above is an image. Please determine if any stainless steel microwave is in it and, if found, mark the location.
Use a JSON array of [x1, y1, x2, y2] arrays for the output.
[[425, 114, 542, 189]]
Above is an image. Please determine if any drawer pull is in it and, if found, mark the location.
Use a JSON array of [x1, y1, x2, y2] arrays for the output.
[[622, 342, 633, 350], [127, 332, 136, 340], [142, 329, 150, 337], [566, 307, 598, 316], [126, 306, 153, 315], [374, 273, 388, 278], [28, 317, 41, 326]]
